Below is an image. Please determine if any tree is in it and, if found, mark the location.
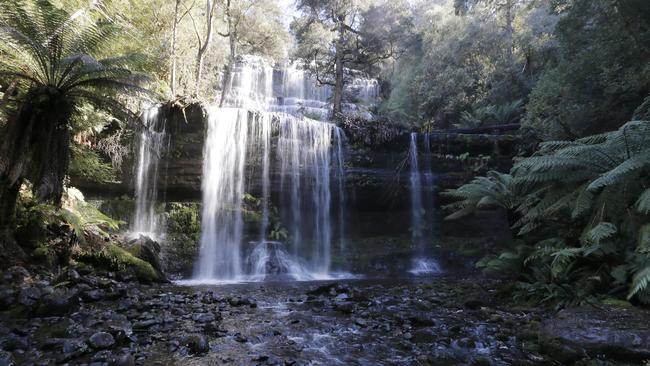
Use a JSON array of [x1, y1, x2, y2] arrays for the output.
[[191, 0, 219, 97], [0, 0, 152, 228], [293, 0, 412, 117], [218, 0, 290, 106], [381, 0, 555, 128], [524, 0, 650, 139], [170, 0, 196, 97]]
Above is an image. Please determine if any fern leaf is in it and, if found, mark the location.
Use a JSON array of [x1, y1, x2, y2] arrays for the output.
[[582, 222, 617, 245], [587, 152, 650, 192], [628, 265, 650, 300], [636, 188, 650, 214]]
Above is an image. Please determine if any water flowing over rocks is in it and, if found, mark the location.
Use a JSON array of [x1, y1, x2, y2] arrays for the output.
[[2, 264, 646, 365]]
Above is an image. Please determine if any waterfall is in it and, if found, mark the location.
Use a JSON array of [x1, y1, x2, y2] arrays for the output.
[[408, 133, 441, 275], [193, 56, 361, 282], [335, 128, 347, 253], [131, 106, 167, 239], [409, 133, 424, 247], [196, 108, 249, 280]]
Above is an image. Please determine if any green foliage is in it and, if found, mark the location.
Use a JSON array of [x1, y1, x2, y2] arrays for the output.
[[442, 171, 516, 219], [0, 0, 152, 205], [445, 121, 650, 305], [166, 202, 201, 235], [455, 100, 523, 128], [17, 186, 122, 243], [69, 144, 116, 183], [340, 114, 405, 146], [382, 0, 551, 128], [523, 0, 650, 139], [269, 223, 288, 241]]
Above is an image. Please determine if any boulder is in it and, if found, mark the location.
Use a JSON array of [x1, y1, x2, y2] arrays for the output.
[[3, 266, 30, 284], [184, 334, 209, 355], [88, 332, 115, 349], [539, 305, 650, 362], [34, 289, 79, 317], [127, 236, 167, 282]]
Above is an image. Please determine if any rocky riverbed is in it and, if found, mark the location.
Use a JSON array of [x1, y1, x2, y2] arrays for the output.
[[1, 266, 649, 365]]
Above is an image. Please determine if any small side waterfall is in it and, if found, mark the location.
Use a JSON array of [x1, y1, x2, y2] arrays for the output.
[[193, 56, 361, 282], [408, 133, 441, 275], [409, 133, 424, 247], [131, 106, 167, 239]]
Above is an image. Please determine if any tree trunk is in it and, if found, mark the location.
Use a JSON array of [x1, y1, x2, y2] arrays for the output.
[[219, 0, 236, 107], [170, 0, 181, 97], [0, 177, 21, 230], [195, 0, 217, 97], [504, 0, 514, 67], [332, 21, 345, 118]]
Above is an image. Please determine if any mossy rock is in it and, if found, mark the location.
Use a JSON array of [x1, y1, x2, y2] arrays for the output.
[[104, 244, 163, 283], [78, 244, 164, 283]]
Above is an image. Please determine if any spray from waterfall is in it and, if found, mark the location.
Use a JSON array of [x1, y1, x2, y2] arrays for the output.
[[131, 106, 167, 239]]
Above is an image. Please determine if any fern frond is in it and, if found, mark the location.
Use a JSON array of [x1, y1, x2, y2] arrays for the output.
[[582, 222, 617, 244], [628, 265, 650, 300], [636, 188, 650, 214], [587, 152, 650, 192]]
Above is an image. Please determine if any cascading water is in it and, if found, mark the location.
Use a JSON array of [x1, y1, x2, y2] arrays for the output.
[[131, 106, 167, 239], [409, 133, 424, 247], [193, 56, 363, 282], [408, 133, 441, 275]]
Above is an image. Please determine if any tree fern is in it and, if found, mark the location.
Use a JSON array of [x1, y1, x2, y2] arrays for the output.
[[0, 0, 153, 209], [442, 171, 516, 219], [452, 120, 650, 305]]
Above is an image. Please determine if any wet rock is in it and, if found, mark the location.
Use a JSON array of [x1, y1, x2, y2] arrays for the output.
[[82, 289, 106, 302], [539, 305, 650, 362], [3, 266, 30, 283], [411, 329, 436, 344], [34, 289, 79, 316], [56, 268, 81, 284], [334, 293, 349, 301], [228, 297, 256, 307], [333, 301, 355, 314], [89, 332, 115, 349], [193, 313, 216, 323], [354, 318, 368, 327], [0, 350, 15, 366], [185, 334, 209, 355], [128, 235, 167, 281], [234, 333, 248, 343], [464, 299, 484, 310], [409, 314, 435, 327], [307, 283, 349, 297], [2, 333, 29, 351], [458, 337, 476, 348], [18, 286, 42, 307], [0, 288, 16, 310], [133, 319, 160, 330], [60, 338, 89, 361], [108, 352, 135, 366]]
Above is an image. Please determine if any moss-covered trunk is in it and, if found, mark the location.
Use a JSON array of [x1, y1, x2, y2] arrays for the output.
[[0, 87, 73, 218], [0, 178, 20, 229]]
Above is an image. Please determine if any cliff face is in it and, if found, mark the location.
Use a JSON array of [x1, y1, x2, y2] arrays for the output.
[[75, 102, 532, 275], [160, 103, 205, 199]]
